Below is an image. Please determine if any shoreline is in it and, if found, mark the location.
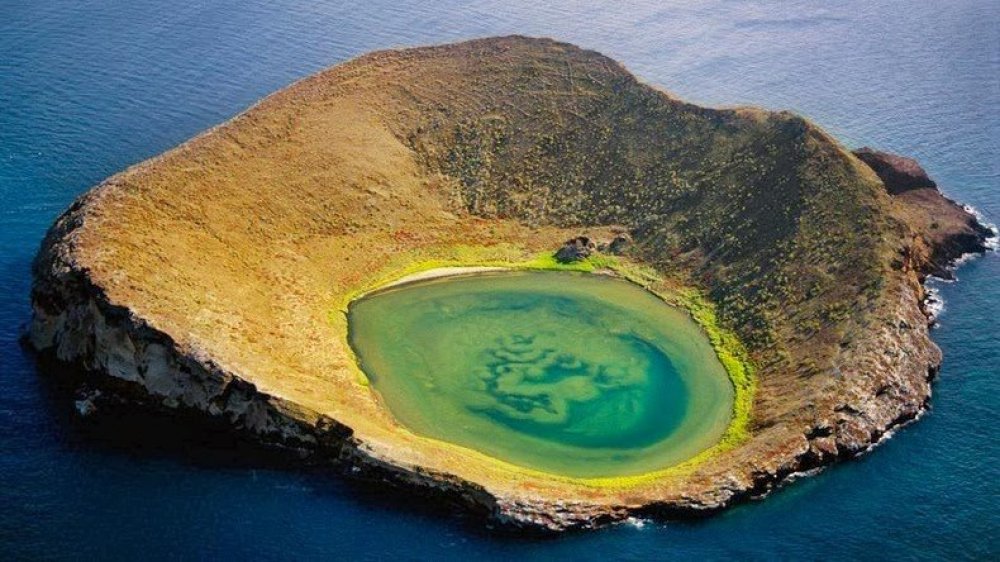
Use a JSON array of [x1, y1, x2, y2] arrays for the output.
[[376, 266, 511, 289]]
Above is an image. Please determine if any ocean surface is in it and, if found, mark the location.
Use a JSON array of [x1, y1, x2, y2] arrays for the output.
[[1, 0, 997, 559]]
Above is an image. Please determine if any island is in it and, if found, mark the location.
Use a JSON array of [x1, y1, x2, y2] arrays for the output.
[[27, 36, 994, 532]]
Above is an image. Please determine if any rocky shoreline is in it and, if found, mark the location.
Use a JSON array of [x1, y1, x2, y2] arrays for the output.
[[24, 37, 997, 532], [853, 147, 996, 278]]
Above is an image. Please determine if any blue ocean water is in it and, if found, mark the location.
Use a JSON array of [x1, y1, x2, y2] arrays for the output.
[[1, 0, 997, 559]]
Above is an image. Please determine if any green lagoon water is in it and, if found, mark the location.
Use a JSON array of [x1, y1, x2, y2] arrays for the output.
[[348, 271, 734, 478]]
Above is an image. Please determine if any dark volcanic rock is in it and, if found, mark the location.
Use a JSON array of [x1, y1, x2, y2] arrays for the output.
[[853, 147, 937, 194], [598, 233, 632, 255], [555, 236, 595, 262], [854, 147, 996, 279]]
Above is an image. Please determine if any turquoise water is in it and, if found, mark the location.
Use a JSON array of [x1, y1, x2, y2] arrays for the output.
[[348, 272, 733, 477], [1, 0, 997, 559]]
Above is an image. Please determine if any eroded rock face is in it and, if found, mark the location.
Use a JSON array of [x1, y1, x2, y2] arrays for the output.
[[853, 147, 937, 194], [853, 147, 997, 278], [25, 36, 996, 532], [555, 233, 632, 263]]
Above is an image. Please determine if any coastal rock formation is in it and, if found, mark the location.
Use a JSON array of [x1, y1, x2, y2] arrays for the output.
[[852, 148, 994, 278], [27, 36, 994, 531], [853, 147, 937, 194]]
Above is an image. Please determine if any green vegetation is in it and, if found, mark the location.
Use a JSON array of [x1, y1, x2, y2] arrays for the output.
[[674, 289, 756, 445]]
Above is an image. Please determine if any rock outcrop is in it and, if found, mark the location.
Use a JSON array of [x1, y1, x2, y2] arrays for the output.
[[853, 147, 937, 194], [554, 236, 596, 262], [853, 148, 996, 278], [26, 36, 995, 532], [604, 233, 632, 255]]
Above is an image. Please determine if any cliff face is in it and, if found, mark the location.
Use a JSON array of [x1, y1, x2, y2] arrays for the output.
[[26, 36, 995, 531], [854, 147, 937, 194], [820, 148, 996, 472], [854, 148, 995, 279]]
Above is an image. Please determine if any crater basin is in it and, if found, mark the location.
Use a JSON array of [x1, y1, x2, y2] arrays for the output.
[[347, 271, 734, 478]]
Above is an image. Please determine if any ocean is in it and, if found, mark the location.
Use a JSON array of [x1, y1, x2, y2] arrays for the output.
[[1, 1, 997, 559]]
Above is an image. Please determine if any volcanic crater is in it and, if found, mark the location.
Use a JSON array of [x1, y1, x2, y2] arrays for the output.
[[28, 36, 994, 531]]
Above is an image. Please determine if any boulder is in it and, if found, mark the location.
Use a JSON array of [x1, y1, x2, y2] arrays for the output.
[[555, 236, 595, 263], [606, 233, 631, 255]]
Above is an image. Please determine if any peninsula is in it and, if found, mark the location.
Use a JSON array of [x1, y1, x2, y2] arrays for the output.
[[28, 36, 994, 531]]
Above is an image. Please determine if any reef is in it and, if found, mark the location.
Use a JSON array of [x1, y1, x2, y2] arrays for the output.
[[27, 36, 994, 532]]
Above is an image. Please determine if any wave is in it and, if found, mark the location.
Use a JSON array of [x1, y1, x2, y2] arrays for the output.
[[921, 204, 997, 326], [964, 204, 1000, 251]]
